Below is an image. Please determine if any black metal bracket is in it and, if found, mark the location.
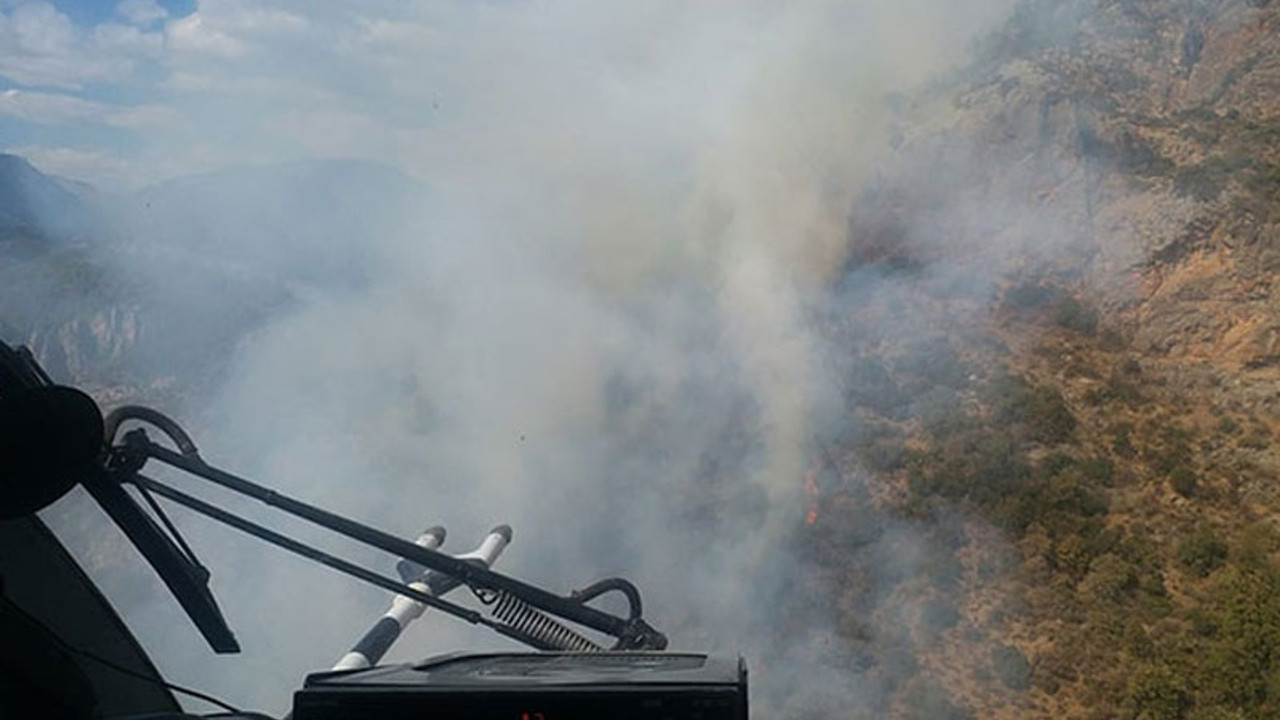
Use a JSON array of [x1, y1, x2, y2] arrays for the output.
[[109, 427, 667, 653]]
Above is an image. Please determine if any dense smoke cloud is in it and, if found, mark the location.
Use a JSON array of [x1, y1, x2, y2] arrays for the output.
[[31, 0, 1030, 715]]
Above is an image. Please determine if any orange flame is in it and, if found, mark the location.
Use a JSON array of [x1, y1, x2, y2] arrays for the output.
[[803, 467, 820, 526]]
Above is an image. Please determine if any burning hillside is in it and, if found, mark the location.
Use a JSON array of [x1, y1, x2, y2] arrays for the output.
[[2, 0, 1278, 718], [781, 1, 1280, 718]]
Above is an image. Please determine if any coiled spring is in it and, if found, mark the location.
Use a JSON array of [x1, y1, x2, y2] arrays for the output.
[[488, 590, 602, 652]]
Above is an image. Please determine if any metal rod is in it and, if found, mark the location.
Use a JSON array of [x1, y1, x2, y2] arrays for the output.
[[133, 473, 571, 651], [138, 438, 630, 638], [83, 468, 239, 652], [334, 526, 512, 670], [333, 526, 447, 671]]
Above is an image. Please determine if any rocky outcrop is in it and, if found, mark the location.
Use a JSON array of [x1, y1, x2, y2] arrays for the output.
[[820, 2, 1280, 719], [20, 305, 141, 384]]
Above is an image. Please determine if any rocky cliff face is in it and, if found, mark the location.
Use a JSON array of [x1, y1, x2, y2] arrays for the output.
[[796, 1, 1280, 719], [20, 306, 140, 385], [0, 157, 418, 404]]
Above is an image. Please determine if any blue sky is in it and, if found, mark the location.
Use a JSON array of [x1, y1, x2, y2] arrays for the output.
[[0, 0, 446, 187], [52, 0, 193, 27], [0, 2, 182, 163], [0, 1, 193, 184], [0, 0, 1013, 193]]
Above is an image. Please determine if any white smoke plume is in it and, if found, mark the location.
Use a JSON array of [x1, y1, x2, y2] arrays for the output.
[[36, 0, 1026, 715]]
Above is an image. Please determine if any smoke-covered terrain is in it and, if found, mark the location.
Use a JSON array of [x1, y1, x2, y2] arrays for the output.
[[4, 0, 1280, 718]]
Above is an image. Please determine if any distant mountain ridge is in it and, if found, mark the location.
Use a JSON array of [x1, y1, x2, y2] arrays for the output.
[[119, 157, 422, 289], [0, 154, 423, 396], [0, 153, 91, 248]]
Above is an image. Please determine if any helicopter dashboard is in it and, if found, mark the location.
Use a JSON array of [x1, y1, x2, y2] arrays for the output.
[[294, 652, 748, 720]]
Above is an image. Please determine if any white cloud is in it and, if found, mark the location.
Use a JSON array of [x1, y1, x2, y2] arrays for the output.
[[166, 2, 308, 59], [0, 2, 161, 89], [225, 7, 309, 36], [93, 17, 163, 54], [0, 0, 1018, 192], [167, 12, 247, 58], [0, 87, 176, 127], [268, 106, 419, 168], [7, 143, 137, 186], [116, 0, 167, 27], [344, 15, 438, 67]]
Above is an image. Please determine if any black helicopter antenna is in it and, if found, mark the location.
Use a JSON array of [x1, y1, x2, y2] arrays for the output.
[[0, 340, 667, 656]]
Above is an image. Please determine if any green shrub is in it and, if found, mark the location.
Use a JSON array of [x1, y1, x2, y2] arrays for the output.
[[1149, 427, 1195, 475], [991, 378, 1076, 444], [1053, 534, 1095, 579], [910, 426, 1030, 508], [1040, 452, 1078, 477], [1054, 296, 1100, 335], [901, 677, 972, 720], [1001, 281, 1098, 335], [1080, 553, 1139, 604], [1125, 622, 1155, 660], [1003, 280, 1058, 309], [860, 439, 909, 472], [846, 357, 909, 417], [1174, 159, 1233, 201], [926, 553, 964, 592], [1189, 608, 1218, 637], [1137, 572, 1174, 618], [1079, 456, 1116, 487], [919, 598, 961, 643], [1198, 566, 1280, 713], [915, 388, 963, 433], [1231, 523, 1280, 570], [992, 643, 1033, 691], [1240, 430, 1269, 450], [1126, 663, 1192, 720], [1094, 370, 1143, 406], [1113, 423, 1135, 457], [1187, 707, 1248, 720], [892, 337, 970, 391], [1114, 130, 1176, 177], [1170, 466, 1200, 498], [1178, 526, 1229, 577]]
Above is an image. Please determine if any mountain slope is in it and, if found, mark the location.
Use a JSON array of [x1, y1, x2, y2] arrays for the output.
[[0, 153, 90, 249], [0, 157, 422, 400], [793, 1, 1280, 719]]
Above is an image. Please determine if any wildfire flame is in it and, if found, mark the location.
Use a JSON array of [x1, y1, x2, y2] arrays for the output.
[[803, 466, 820, 526]]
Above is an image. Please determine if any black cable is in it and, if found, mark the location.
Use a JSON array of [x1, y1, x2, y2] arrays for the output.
[[75, 646, 244, 715], [2, 596, 257, 717]]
